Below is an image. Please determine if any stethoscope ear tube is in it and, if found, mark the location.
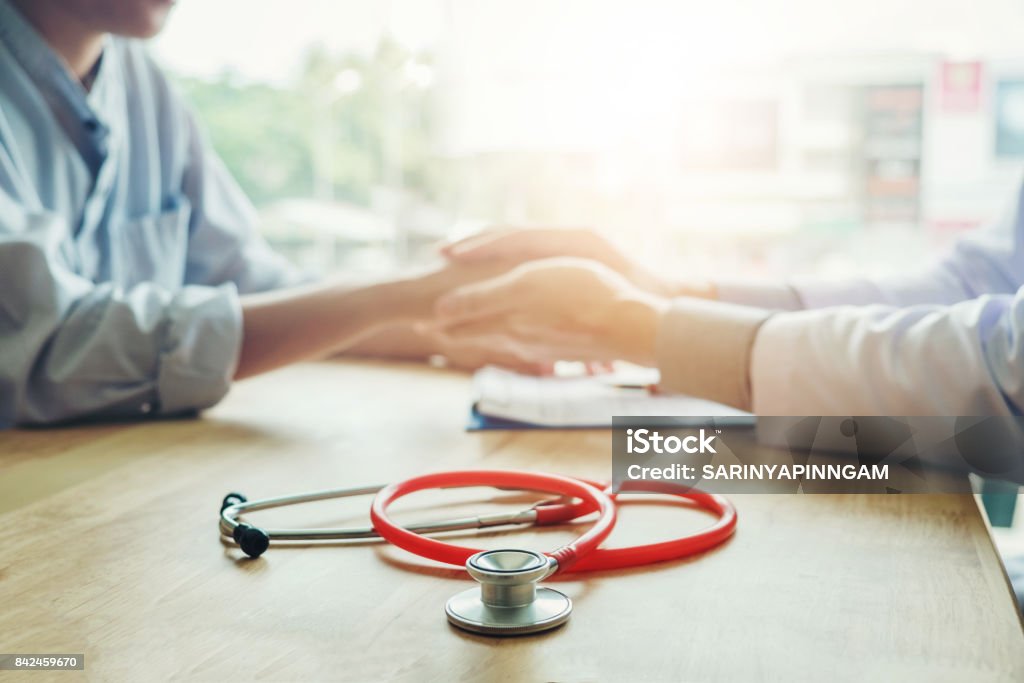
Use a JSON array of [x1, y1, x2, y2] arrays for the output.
[[218, 483, 566, 557], [219, 486, 388, 557]]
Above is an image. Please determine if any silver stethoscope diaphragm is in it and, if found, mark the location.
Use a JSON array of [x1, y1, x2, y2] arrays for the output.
[[445, 549, 572, 636]]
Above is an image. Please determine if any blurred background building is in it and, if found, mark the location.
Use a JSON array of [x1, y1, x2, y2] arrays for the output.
[[154, 0, 1024, 283]]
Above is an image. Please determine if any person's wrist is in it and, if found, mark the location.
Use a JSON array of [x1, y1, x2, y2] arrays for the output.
[[624, 263, 717, 301], [327, 279, 425, 344], [627, 264, 675, 297], [375, 276, 433, 321], [672, 280, 718, 300], [606, 292, 671, 366]]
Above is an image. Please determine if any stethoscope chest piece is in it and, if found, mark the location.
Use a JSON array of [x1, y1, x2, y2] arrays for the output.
[[445, 549, 571, 636]]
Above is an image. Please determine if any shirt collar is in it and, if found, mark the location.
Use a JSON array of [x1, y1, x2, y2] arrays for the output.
[[0, 0, 117, 170]]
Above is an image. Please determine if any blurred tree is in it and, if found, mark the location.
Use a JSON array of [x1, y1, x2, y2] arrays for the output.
[[173, 36, 438, 209], [178, 73, 315, 203]]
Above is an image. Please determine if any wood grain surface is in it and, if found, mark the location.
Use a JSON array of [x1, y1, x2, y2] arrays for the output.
[[0, 360, 1021, 682]]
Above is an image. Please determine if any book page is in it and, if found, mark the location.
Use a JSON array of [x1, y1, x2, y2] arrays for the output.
[[474, 367, 748, 427]]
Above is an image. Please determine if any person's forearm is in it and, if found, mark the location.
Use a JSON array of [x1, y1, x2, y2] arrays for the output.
[[671, 280, 718, 300], [643, 272, 792, 308], [626, 266, 718, 300], [235, 278, 422, 379], [344, 322, 439, 360], [664, 276, 808, 312]]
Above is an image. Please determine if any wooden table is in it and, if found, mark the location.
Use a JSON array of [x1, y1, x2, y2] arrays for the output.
[[1, 360, 1022, 682]]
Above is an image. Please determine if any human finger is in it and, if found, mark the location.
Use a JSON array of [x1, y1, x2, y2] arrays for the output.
[[435, 275, 520, 323]]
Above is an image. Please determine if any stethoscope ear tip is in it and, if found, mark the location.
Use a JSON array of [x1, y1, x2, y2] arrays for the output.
[[221, 491, 248, 514], [233, 523, 270, 559]]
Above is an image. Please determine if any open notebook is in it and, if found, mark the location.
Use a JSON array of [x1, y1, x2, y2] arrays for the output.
[[469, 366, 748, 429]]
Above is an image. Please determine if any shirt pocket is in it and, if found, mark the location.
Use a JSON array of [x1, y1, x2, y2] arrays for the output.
[[118, 195, 192, 291]]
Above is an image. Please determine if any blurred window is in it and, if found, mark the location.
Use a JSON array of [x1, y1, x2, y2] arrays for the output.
[[155, 0, 1024, 280]]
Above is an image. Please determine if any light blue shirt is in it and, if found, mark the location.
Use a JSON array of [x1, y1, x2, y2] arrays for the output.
[[0, 1, 297, 426]]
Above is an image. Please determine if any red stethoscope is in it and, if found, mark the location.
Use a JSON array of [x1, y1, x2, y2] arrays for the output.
[[221, 469, 736, 635]]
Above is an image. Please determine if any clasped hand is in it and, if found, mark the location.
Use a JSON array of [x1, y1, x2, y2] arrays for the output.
[[425, 228, 674, 370]]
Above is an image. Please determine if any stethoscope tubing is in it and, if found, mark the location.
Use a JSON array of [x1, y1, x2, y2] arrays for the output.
[[221, 472, 738, 571], [370, 470, 619, 572], [370, 473, 737, 573], [570, 482, 736, 572]]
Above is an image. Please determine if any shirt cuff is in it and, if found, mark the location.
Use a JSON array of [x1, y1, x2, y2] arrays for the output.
[[156, 283, 243, 414], [715, 279, 803, 311], [656, 298, 773, 410]]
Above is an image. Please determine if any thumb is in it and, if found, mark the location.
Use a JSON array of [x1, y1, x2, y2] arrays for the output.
[[440, 228, 505, 258], [442, 228, 539, 262], [435, 276, 516, 322]]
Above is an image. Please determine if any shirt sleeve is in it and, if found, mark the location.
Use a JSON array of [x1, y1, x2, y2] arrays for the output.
[[749, 294, 1024, 415], [715, 177, 1024, 311], [0, 191, 243, 426], [801, 181, 1024, 309]]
